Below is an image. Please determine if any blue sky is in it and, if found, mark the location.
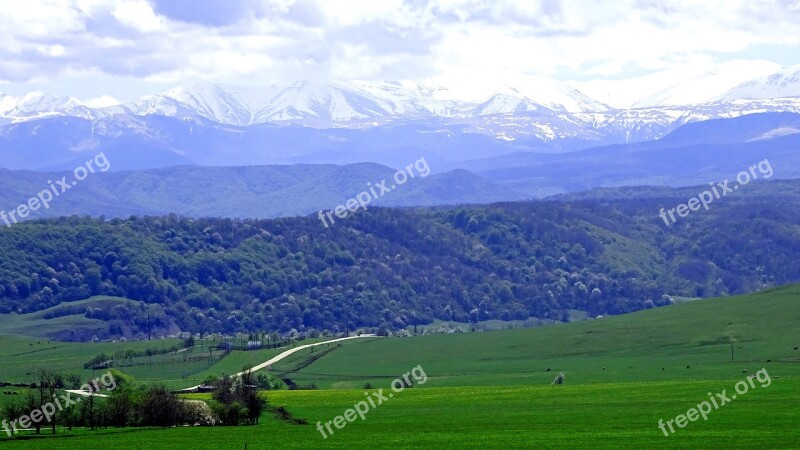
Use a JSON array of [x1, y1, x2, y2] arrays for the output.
[[0, 0, 798, 106]]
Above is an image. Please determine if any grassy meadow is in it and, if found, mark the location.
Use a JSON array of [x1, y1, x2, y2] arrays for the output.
[[0, 285, 799, 448]]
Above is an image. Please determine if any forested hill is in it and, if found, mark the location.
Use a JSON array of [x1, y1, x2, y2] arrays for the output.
[[0, 187, 799, 338]]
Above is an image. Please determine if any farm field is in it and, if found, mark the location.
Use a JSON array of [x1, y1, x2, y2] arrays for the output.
[[2, 381, 798, 449], [1, 285, 799, 448], [0, 336, 311, 390], [0, 297, 147, 339], [270, 285, 800, 388]]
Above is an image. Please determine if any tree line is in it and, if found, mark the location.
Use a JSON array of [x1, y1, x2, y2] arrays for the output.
[[2, 368, 268, 436], [0, 195, 798, 338]]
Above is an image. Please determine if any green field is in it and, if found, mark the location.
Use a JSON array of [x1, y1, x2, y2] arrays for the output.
[[0, 335, 182, 382], [0, 305, 334, 389], [0, 297, 142, 339], [2, 382, 797, 449], [270, 285, 800, 388], [1, 285, 799, 448], [0, 335, 311, 390]]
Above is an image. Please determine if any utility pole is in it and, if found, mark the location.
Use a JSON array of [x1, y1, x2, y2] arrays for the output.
[[147, 305, 151, 341], [730, 342, 734, 362]]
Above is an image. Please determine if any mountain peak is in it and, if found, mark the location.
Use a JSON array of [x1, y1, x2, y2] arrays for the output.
[[0, 90, 91, 121], [717, 65, 800, 102], [106, 79, 607, 126]]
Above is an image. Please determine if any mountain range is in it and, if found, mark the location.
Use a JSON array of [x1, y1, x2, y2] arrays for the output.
[[0, 163, 522, 221], [1, 112, 798, 221], [454, 112, 800, 196], [2, 66, 798, 123], [0, 66, 799, 215], [0, 66, 799, 144]]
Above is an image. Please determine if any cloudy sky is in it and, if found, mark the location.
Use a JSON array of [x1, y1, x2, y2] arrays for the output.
[[1, 0, 798, 107]]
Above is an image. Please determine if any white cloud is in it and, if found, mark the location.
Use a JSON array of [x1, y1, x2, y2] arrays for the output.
[[315, 0, 407, 27], [83, 94, 120, 107], [0, 0, 797, 106], [112, 0, 167, 33], [571, 59, 783, 108]]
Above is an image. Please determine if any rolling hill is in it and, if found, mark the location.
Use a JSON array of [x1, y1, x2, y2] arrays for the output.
[[269, 284, 800, 387], [1, 183, 799, 339], [453, 113, 800, 196], [0, 163, 523, 221]]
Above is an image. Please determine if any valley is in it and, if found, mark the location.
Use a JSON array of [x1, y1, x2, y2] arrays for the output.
[[1, 286, 798, 448], [1, 4, 798, 447]]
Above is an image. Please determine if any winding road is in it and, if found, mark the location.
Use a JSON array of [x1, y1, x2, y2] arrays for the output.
[[180, 334, 377, 392]]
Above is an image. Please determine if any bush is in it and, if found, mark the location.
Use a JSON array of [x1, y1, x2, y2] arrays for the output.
[[256, 372, 283, 390], [210, 401, 248, 426], [552, 372, 566, 385], [137, 385, 185, 427], [182, 400, 217, 426], [211, 370, 267, 425]]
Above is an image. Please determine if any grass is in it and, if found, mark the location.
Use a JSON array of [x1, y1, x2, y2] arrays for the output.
[[0, 336, 299, 390], [0, 297, 142, 338], [1, 285, 799, 448], [268, 285, 800, 388], [1, 381, 797, 449], [0, 307, 332, 389], [405, 312, 590, 335], [0, 336, 183, 383], [0, 388, 27, 410]]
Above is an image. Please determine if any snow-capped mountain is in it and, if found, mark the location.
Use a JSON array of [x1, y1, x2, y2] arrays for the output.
[[473, 93, 545, 115], [495, 77, 610, 113], [258, 80, 406, 123], [0, 91, 100, 121], [347, 80, 467, 117], [717, 66, 800, 101], [468, 80, 609, 116], [104, 78, 609, 127], [575, 60, 781, 109], [110, 81, 432, 125], [108, 84, 280, 126], [0, 67, 799, 149]]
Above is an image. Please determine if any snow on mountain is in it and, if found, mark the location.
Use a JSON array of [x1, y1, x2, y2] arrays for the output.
[[574, 60, 781, 109], [717, 66, 800, 101], [110, 84, 282, 126], [257, 80, 389, 122], [2, 70, 800, 147], [0, 91, 100, 121], [506, 77, 610, 113], [432, 75, 609, 113], [465, 82, 602, 116], [104, 78, 607, 126], [459, 97, 800, 146], [347, 80, 464, 117], [631, 61, 781, 108], [473, 93, 543, 115], [113, 81, 423, 125]]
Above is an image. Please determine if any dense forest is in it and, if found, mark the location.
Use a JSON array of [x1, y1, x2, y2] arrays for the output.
[[1, 189, 799, 338]]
